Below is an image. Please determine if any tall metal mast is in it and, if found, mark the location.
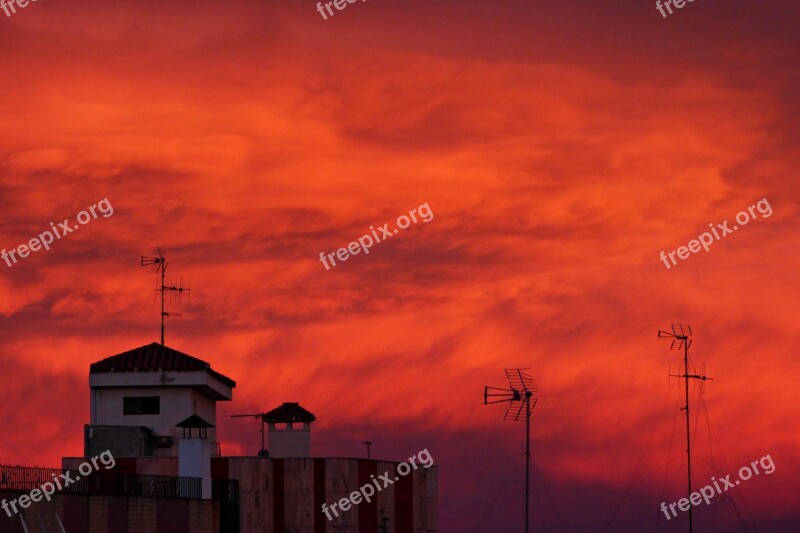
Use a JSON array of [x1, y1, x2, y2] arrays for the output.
[[141, 248, 190, 345], [658, 324, 712, 533], [484, 368, 538, 533]]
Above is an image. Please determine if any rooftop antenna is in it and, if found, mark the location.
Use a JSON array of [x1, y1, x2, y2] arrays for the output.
[[230, 412, 269, 457], [140, 248, 191, 346], [484, 368, 538, 533], [658, 323, 712, 533], [364, 441, 373, 459]]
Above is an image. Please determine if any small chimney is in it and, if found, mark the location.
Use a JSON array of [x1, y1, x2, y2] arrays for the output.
[[176, 415, 215, 499], [263, 402, 316, 458]]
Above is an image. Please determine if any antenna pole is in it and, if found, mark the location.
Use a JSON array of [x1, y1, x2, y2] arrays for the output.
[[141, 249, 190, 347], [232, 412, 269, 456], [683, 340, 693, 533], [484, 369, 538, 533], [525, 391, 531, 533], [659, 324, 712, 533], [364, 441, 373, 460], [161, 260, 167, 345]]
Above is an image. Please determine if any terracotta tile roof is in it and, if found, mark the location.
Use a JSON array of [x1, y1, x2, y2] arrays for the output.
[[263, 402, 316, 423], [90, 342, 236, 387]]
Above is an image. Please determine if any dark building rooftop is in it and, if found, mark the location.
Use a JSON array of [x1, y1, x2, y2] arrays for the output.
[[263, 402, 316, 423], [90, 342, 236, 388], [176, 415, 215, 429]]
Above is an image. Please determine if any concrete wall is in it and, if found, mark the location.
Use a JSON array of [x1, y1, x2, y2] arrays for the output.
[[84, 425, 158, 458], [222, 457, 273, 533], [212, 456, 439, 533], [130, 457, 179, 476], [90, 370, 233, 403], [0, 490, 219, 533], [375, 461, 396, 532], [283, 458, 315, 530], [415, 465, 438, 532], [29, 455, 439, 533], [64, 456, 181, 476], [91, 386, 218, 448], [324, 458, 359, 530], [268, 426, 311, 459]]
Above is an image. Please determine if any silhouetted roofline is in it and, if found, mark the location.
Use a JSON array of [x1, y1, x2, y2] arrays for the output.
[[90, 342, 236, 388], [176, 414, 215, 428], [263, 402, 316, 423]]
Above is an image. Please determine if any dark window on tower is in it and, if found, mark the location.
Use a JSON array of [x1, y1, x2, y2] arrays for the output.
[[123, 396, 160, 415]]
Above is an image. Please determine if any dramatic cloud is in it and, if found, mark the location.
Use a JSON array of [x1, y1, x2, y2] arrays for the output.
[[1, 0, 798, 530]]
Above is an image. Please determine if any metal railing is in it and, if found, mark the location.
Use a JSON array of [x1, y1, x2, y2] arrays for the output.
[[0, 465, 63, 492], [0, 465, 202, 499]]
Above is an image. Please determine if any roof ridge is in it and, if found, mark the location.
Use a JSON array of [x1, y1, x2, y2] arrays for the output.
[[89, 343, 236, 387]]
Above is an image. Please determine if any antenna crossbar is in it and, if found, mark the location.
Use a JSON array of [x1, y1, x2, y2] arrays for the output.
[[658, 323, 713, 533], [140, 248, 191, 345], [484, 368, 538, 533], [231, 412, 269, 455]]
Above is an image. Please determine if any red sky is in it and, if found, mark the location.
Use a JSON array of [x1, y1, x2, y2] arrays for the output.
[[1, 0, 798, 530]]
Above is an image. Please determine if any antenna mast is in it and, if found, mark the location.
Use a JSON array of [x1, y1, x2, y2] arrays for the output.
[[231, 412, 269, 457], [658, 324, 712, 533], [484, 368, 538, 533], [140, 248, 191, 345]]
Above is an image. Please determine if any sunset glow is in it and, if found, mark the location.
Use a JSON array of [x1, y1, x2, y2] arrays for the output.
[[1, 1, 799, 530]]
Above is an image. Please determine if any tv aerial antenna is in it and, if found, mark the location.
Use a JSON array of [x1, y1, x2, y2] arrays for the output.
[[363, 441, 373, 460], [658, 323, 712, 533], [140, 248, 191, 346], [484, 368, 538, 533], [230, 412, 269, 457]]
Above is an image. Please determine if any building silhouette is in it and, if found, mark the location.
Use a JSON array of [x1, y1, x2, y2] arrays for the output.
[[0, 342, 438, 533]]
